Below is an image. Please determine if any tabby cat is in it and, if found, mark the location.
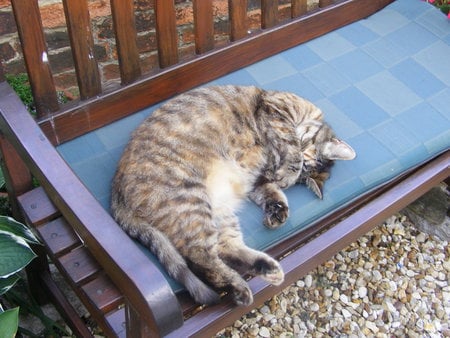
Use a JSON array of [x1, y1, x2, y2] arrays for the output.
[[111, 85, 355, 306]]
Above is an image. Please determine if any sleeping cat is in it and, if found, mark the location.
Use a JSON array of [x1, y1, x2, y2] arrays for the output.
[[111, 85, 355, 306]]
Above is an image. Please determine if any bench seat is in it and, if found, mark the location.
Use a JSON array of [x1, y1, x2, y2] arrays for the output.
[[56, 0, 450, 294]]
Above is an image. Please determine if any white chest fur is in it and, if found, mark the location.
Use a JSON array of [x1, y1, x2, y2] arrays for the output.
[[206, 159, 254, 214]]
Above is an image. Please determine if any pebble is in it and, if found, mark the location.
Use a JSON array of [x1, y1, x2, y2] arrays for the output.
[[341, 308, 352, 319], [443, 260, 450, 272], [215, 215, 450, 337], [310, 303, 320, 312], [358, 286, 368, 298], [258, 327, 270, 337], [304, 274, 313, 288]]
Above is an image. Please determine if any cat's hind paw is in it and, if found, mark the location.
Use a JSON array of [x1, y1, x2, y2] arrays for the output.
[[253, 256, 284, 286], [262, 268, 284, 286], [232, 283, 253, 306], [263, 200, 288, 228]]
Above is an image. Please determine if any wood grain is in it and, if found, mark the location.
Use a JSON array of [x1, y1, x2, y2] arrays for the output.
[[155, 0, 179, 68], [261, 0, 279, 29], [10, 0, 59, 116], [291, 0, 308, 17], [194, 0, 215, 54], [37, 0, 394, 145], [62, 0, 102, 99], [229, 0, 248, 41], [110, 0, 141, 85]]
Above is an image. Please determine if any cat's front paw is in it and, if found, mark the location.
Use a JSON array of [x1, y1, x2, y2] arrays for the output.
[[264, 200, 289, 228]]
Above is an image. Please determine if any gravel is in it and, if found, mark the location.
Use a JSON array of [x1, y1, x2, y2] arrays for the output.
[[19, 213, 449, 337], [216, 214, 450, 337]]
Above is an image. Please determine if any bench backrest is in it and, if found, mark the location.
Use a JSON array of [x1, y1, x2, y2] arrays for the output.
[[8, 0, 392, 145]]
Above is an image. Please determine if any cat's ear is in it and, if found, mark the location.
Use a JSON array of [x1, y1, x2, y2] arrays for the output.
[[306, 171, 329, 199], [306, 177, 323, 199], [323, 138, 356, 160]]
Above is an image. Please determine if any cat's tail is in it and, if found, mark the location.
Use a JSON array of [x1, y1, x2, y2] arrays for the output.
[[132, 226, 221, 305]]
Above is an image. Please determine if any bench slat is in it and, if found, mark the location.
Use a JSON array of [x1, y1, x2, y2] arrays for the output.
[[18, 186, 59, 226], [16, 186, 121, 336], [155, 0, 178, 68], [10, 0, 59, 117], [261, 0, 278, 29], [229, 0, 248, 41], [193, 0, 214, 54], [291, 0, 308, 17], [59, 246, 101, 284], [110, 0, 141, 85], [106, 308, 126, 338], [62, 0, 102, 99], [81, 274, 124, 314], [37, 218, 81, 257], [319, 0, 335, 7]]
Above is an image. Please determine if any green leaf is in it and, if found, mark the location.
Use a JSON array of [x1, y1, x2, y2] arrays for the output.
[[0, 307, 19, 338], [0, 233, 36, 277], [0, 274, 20, 296], [441, 4, 450, 14], [0, 169, 5, 189], [0, 215, 40, 245]]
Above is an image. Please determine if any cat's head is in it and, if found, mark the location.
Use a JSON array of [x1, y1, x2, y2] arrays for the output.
[[259, 90, 356, 198], [297, 123, 355, 199]]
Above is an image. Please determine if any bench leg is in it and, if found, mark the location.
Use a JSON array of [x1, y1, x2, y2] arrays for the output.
[[126, 302, 155, 337], [0, 137, 49, 301], [40, 270, 94, 337], [25, 244, 52, 305], [0, 137, 53, 305], [0, 135, 33, 218]]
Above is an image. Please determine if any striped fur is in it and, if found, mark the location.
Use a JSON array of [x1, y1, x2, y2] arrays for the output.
[[111, 85, 355, 306]]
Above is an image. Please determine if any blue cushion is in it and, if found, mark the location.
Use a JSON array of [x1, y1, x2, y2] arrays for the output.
[[57, 0, 450, 292]]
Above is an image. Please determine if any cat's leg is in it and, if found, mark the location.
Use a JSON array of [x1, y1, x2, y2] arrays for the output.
[[249, 181, 289, 229], [182, 243, 254, 306], [216, 212, 284, 286]]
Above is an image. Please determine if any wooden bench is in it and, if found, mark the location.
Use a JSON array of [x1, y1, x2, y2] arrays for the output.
[[0, 0, 448, 336]]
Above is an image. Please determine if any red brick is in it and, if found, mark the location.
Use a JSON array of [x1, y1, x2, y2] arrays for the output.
[[0, 0, 11, 9], [0, 12, 16, 35], [39, 2, 111, 29], [178, 26, 195, 46], [176, 5, 193, 26], [93, 44, 108, 62], [101, 63, 120, 82], [53, 71, 78, 91], [39, 3, 65, 29], [134, 0, 153, 11], [135, 11, 155, 32], [178, 44, 195, 60], [136, 32, 157, 54], [48, 49, 74, 73], [140, 53, 159, 74], [3, 58, 26, 75], [97, 17, 114, 39], [45, 30, 71, 50], [0, 42, 15, 61]]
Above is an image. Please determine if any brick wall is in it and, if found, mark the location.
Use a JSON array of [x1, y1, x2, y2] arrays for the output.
[[0, 0, 301, 99]]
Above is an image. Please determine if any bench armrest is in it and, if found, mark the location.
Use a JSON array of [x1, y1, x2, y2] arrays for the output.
[[0, 81, 183, 336]]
